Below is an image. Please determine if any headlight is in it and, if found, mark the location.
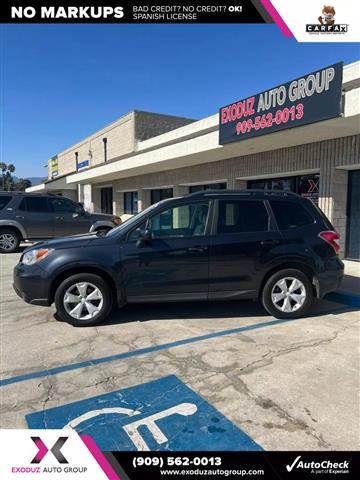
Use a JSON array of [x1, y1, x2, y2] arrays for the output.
[[113, 217, 122, 225], [22, 248, 54, 265]]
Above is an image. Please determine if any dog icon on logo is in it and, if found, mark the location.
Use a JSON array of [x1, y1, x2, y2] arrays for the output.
[[318, 5, 335, 25]]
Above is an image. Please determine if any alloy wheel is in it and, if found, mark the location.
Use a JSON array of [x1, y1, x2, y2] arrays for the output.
[[63, 282, 104, 321], [0, 233, 16, 251], [271, 277, 306, 313]]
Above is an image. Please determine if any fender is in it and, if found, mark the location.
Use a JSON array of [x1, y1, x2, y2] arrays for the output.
[[89, 220, 115, 232], [0, 219, 27, 239]]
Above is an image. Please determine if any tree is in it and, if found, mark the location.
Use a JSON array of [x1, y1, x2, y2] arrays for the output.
[[0, 163, 16, 191], [0, 163, 6, 191], [14, 178, 32, 191]]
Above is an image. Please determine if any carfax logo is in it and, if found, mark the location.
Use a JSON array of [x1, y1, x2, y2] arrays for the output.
[[286, 455, 350, 475], [306, 5, 348, 33]]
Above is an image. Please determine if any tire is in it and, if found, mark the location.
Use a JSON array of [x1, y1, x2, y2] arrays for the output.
[[54, 273, 113, 326], [261, 269, 313, 319], [0, 228, 21, 253]]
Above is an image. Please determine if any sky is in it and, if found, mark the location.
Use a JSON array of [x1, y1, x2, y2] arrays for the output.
[[1, 24, 359, 178]]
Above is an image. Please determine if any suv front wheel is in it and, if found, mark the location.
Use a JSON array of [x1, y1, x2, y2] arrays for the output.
[[54, 273, 113, 326], [0, 228, 21, 253], [262, 269, 313, 319]]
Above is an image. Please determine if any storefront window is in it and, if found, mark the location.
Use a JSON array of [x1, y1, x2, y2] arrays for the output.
[[150, 188, 173, 205], [189, 182, 227, 193], [248, 174, 320, 205], [124, 191, 138, 214], [346, 170, 360, 260]]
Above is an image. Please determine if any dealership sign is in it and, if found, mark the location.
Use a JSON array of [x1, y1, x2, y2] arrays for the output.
[[219, 62, 343, 145]]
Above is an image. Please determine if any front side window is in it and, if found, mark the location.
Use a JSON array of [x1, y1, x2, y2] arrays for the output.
[[49, 197, 77, 213], [19, 196, 49, 212], [270, 200, 314, 230], [217, 200, 269, 234], [124, 191, 138, 214], [149, 203, 209, 238]]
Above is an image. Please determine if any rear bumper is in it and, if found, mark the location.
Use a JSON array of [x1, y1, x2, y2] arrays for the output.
[[13, 263, 51, 306], [315, 257, 344, 298]]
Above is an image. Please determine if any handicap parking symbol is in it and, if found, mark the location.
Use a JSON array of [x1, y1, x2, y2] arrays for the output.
[[26, 375, 262, 451]]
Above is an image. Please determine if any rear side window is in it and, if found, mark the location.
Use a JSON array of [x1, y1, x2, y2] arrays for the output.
[[0, 196, 12, 210], [217, 200, 269, 234], [270, 200, 314, 230], [18, 196, 49, 213]]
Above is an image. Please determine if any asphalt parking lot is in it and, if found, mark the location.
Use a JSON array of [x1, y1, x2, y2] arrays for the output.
[[1, 250, 359, 451]]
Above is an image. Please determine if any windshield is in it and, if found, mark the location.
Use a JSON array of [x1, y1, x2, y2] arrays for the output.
[[106, 203, 159, 237]]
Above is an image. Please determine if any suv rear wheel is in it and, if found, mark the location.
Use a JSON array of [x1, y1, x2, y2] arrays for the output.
[[262, 269, 313, 319], [54, 273, 113, 326], [0, 228, 21, 253]]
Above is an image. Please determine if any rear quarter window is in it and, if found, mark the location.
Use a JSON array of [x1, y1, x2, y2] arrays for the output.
[[270, 200, 315, 230], [0, 196, 12, 210]]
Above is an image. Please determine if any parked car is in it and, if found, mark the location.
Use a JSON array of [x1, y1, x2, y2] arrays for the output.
[[13, 190, 344, 326], [0, 192, 121, 253]]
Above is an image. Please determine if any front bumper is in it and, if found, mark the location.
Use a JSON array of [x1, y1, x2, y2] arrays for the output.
[[315, 257, 344, 298], [13, 263, 51, 306]]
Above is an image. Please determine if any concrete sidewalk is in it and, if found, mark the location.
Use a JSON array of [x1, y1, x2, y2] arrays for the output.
[[341, 260, 360, 296]]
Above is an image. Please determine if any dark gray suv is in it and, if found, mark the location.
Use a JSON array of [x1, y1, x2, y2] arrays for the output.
[[0, 192, 121, 253]]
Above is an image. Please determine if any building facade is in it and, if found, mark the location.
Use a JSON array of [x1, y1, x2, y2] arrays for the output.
[[28, 61, 360, 260]]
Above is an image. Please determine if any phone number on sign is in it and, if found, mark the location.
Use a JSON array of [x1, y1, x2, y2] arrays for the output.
[[236, 103, 304, 135], [133, 456, 222, 468]]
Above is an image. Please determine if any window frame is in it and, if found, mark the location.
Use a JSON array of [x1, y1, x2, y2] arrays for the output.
[[213, 198, 273, 235], [125, 199, 213, 243]]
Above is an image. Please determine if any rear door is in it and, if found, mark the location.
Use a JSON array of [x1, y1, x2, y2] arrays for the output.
[[17, 196, 54, 238], [49, 196, 92, 236], [209, 198, 282, 298]]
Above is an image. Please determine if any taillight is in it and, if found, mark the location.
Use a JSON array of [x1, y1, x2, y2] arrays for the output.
[[318, 231, 340, 254]]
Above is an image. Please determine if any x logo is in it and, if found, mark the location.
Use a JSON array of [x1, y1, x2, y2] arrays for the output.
[[30, 437, 68, 464]]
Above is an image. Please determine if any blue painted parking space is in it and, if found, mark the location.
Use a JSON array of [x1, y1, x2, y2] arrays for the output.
[[26, 375, 262, 451]]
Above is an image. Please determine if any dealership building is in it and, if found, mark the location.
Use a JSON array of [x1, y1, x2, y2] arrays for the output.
[[27, 61, 360, 260]]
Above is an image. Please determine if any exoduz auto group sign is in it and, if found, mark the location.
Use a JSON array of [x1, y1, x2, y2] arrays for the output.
[[219, 62, 343, 145]]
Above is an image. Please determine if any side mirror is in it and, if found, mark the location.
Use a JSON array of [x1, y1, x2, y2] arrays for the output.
[[136, 228, 153, 247]]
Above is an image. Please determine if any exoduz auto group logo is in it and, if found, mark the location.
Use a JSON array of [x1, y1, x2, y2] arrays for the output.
[[286, 455, 350, 475], [306, 6, 348, 34]]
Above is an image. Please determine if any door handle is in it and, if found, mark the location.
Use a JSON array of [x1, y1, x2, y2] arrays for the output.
[[260, 239, 279, 246], [187, 246, 208, 253], [55, 216, 64, 220], [15, 215, 24, 219]]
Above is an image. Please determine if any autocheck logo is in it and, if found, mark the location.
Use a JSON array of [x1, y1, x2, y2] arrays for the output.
[[286, 455, 350, 474]]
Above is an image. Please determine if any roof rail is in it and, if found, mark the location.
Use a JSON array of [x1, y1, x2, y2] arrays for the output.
[[184, 189, 299, 198]]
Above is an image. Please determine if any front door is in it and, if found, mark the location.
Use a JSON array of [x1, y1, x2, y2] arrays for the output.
[[121, 201, 211, 300], [49, 196, 92, 237], [209, 198, 281, 297]]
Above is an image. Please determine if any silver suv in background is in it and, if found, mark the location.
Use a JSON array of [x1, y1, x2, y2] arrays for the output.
[[0, 192, 121, 253]]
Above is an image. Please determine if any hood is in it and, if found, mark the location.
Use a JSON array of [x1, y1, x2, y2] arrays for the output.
[[26, 232, 102, 251]]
